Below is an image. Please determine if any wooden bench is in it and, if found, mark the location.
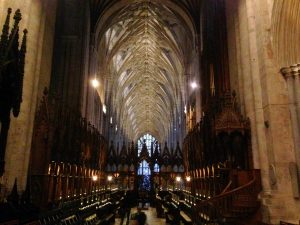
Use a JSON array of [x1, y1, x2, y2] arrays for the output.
[[180, 211, 192, 225]]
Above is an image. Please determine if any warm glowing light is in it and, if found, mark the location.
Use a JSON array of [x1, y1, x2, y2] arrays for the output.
[[91, 78, 99, 88], [103, 104, 107, 114], [184, 105, 187, 114], [176, 176, 181, 182], [190, 81, 198, 89], [186, 176, 191, 182], [92, 175, 98, 181], [107, 175, 113, 181]]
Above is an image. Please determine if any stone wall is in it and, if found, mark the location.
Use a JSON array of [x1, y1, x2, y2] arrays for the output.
[[225, 0, 300, 223], [0, 0, 57, 197]]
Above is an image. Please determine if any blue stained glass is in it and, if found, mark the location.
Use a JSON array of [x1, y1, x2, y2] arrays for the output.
[[137, 133, 160, 191], [137, 133, 156, 157], [138, 160, 151, 175]]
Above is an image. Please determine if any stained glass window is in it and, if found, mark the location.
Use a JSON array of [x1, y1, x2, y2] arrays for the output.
[[137, 133, 157, 156], [154, 163, 160, 172], [138, 160, 151, 175]]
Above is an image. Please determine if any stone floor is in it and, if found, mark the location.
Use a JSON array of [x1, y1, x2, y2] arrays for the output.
[[114, 206, 166, 225]]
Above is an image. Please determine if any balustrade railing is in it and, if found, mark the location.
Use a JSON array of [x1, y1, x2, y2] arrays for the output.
[[193, 170, 261, 224], [30, 161, 106, 208], [190, 163, 230, 200], [155, 167, 261, 225]]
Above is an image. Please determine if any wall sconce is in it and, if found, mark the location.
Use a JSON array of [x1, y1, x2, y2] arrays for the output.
[[91, 78, 99, 88], [92, 175, 98, 182], [186, 176, 191, 182], [190, 81, 198, 89], [103, 104, 107, 114], [107, 175, 113, 190], [107, 175, 113, 181], [176, 176, 181, 182]]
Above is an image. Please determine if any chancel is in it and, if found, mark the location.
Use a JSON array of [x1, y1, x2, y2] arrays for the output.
[[0, 0, 300, 225]]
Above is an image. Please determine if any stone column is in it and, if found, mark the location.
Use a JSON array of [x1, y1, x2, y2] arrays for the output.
[[0, 0, 58, 196], [281, 65, 300, 180], [292, 65, 300, 131]]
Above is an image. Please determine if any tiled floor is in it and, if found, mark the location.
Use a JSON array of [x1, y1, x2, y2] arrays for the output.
[[114, 207, 166, 225]]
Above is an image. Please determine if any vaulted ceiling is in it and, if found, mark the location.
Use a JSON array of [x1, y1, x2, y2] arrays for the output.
[[90, 0, 201, 30], [91, 0, 200, 142]]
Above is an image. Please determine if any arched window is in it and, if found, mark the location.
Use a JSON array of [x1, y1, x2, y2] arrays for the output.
[[137, 133, 160, 175], [154, 163, 160, 172], [138, 160, 151, 175], [137, 133, 157, 157]]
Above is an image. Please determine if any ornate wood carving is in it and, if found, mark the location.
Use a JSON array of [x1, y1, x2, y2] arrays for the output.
[[215, 92, 250, 134], [183, 91, 252, 176], [105, 140, 184, 191], [30, 89, 107, 171], [0, 8, 27, 176], [29, 88, 107, 207]]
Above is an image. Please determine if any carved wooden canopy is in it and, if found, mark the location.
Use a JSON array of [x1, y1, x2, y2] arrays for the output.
[[214, 92, 250, 134]]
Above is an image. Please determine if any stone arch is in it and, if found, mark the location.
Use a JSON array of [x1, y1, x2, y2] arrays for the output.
[[271, 0, 300, 67], [93, 0, 198, 142]]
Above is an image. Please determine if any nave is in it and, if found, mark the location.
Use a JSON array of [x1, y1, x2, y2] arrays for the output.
[[1, 0, 300, 224]]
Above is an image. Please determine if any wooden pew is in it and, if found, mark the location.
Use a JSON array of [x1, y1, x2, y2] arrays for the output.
[[180, 210, 192, 225]]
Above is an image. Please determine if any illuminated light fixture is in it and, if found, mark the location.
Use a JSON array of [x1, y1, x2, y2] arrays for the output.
[[184, 105, 187, 114], [114, 172, 120, 178], [107, 175, 113, 181], [186, 176, 191, 182], [91, 78, 99, 88], [92, 175, 98, 182], [176, 176, 181, 182], [103, 104, 107, 114], [110, 117, 113, 124], [190, 81, 198, 89], [115, 125, 118, 132]]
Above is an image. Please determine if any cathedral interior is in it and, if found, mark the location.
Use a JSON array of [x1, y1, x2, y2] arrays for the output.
[[0, 0, 300, 224]]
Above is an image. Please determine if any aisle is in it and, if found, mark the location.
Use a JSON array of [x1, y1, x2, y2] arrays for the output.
[[114, 207, 166, 225]]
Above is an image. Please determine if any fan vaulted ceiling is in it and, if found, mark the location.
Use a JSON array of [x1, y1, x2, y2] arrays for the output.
[[95, 0, 197, 142]]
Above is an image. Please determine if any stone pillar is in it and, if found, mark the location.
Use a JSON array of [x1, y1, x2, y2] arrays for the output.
[[281, 65, 300, 182], [0, 0, 58, 198]]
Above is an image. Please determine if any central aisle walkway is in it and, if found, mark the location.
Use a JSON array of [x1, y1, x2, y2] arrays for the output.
[[115, 207, 166, 225]]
